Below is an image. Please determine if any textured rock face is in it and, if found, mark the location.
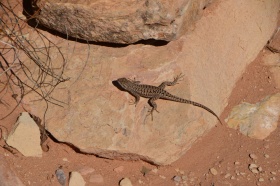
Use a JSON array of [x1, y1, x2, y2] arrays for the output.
[[32, 0, 210, 44], [227, 93, 280, 140], [24, 0, 280, 165]]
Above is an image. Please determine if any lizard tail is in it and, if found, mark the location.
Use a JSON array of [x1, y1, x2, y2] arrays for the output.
[[186, 100, 222, 125], [164, 92, 222, 125]]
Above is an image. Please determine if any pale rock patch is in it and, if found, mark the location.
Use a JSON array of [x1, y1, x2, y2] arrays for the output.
[[226, 93, 280, 139], [6, 112, 42, 157], [69, 171, 86, 186]]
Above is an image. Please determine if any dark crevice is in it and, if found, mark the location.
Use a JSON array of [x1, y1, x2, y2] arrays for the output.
[[46, 128, 158, 165]]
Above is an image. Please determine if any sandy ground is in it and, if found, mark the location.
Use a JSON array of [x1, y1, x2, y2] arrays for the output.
[[1, 42, 280, 186]]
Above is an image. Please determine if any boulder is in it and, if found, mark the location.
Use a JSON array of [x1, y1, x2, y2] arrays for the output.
[[227, 93, 280, 140], [32, 0, 211, 44], [23, 0, 280, 165]]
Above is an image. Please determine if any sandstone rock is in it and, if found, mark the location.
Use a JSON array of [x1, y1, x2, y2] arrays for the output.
[[69, 171, 86, 186], [32, 0, 211, 44], [227, 93, 280, 139], [25, 0, 279, 165], [0, 156, 24, 186], [119, 178, 133, 186], [6, 112, 42, 157]]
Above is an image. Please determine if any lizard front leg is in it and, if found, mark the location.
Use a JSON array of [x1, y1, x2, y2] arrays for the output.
[[128, 90, 140, 106], [158, 73, 184, 89]]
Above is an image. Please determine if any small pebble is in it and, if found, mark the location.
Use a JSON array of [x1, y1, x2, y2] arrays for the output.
[[224, 173, 231, 178], [271, 171, 276, 175], [257, 167, 263, 172], [249, 154, 258, 160], [231, 176, 235, 180], [251, 169, 259, 174], [240, 172, 246, 176], [210, 168, 218, 175], [55, 168, 66, 186], [151, 168, 158, 174], [159, 175, 166, 179], [173, 176, 182, 182], [249, 164, 258, 169], [119, 178, 133, 186], [258, 178, 264, 182], [234, 161, 240, 165], [264, 154, 270, 158]]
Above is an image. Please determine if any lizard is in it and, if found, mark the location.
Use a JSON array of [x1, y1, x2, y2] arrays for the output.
[[116, 74, 222, 124]]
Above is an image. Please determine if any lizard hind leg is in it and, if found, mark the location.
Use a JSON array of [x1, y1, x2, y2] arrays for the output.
[[147, 97, 160, 121]]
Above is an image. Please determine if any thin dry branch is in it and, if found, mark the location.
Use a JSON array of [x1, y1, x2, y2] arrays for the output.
[[0, 0, 69, 121]]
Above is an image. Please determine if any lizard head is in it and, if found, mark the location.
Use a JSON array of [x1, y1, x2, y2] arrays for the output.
[[116, 78, 131, 89]]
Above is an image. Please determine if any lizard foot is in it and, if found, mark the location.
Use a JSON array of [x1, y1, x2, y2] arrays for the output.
[[147, 108, 159, 121], [174, 73, 184, 84]]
